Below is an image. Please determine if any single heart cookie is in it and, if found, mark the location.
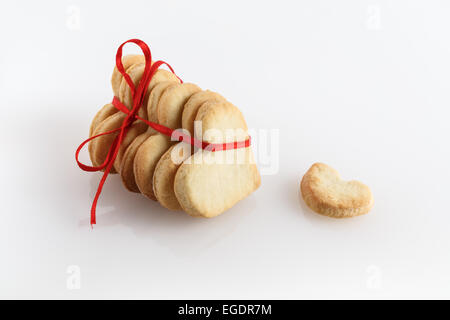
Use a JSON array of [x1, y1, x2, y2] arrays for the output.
[[174, 101, 260, 218], [194, 100, 249, 141], [120, 131, 155, 193], [88, 112, 126, 173], [134, 133, 173, 200], [157, 83, 201, 129], [181, 90, 226, 136], [300, 163, 374, 218], [147, 81, 178, 123], [153, 143, 191, 210]]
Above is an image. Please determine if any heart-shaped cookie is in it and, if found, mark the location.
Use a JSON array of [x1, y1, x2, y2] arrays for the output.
[[300, 163, 374, 218], [134, 133, 173, 200], [157, 83, 201, 129], [147, 81, 178, 123], [153, 143, 191, 210], [120, 131, 155, 193], [181, 90, 226, 136], [88, 112, 126, 173], [174, 101, 260, 218]]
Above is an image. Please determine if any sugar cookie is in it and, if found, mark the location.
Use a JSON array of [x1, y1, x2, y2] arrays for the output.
[[153, 143, 191, 210], [181, 90, 225, 135], [120, 131, 154, 193], [134, 134, 173, 200], [300, 163, 374, 218], [194, 100, 248, 140], [147, 81, 177, 123], [174, 101, 260, 218], [157, 83, 201, 129], [88, 112, 126, 173]]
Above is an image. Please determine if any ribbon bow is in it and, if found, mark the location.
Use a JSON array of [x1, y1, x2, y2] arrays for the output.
[[75, 39, 250, 226]]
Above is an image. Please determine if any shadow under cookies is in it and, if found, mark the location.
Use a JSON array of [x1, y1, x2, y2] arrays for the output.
[[77, 173, 248, 257]]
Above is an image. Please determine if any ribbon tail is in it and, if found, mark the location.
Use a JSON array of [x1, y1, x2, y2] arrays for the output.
[[90, 153, 115, 226], [89, 136, 120, 226]]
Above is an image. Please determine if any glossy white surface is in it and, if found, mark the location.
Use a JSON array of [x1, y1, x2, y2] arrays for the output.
[[1, 0, 449, 299]]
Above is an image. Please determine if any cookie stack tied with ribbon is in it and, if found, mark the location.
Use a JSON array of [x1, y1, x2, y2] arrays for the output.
[[76, 39, 261, 225]]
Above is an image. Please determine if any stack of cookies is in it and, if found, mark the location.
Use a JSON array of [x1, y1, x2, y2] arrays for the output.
[[88, 55, 261, 218]]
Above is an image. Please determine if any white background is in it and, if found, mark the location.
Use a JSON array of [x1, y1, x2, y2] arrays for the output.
[[1, 0, 449, 299]]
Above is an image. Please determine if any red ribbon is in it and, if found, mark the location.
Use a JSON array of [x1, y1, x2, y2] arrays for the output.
[[75, 39, 251, 226]]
